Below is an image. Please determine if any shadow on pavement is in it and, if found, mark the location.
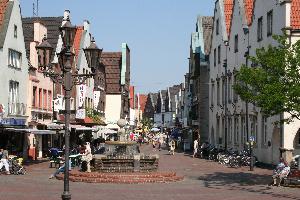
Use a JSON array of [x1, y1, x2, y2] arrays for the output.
[[199, 172, 300, 200], [199, 171, 271, 186]]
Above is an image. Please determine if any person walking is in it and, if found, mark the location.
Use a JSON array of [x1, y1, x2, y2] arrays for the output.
[[0, 148, 10, 175], [193, 139, 199, 158], [49, 158, 71, 179], [169, 140, 176, 155]]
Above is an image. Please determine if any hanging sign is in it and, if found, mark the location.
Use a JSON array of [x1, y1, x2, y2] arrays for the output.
[[93, 91, 100, 110], [78, 84, 86, 108]]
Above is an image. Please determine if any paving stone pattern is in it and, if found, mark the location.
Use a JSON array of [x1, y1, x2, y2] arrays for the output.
[[0, 144, 299, 200]]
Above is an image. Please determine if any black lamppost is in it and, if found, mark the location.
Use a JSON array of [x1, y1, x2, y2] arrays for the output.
[[36, 14, 102, 200]]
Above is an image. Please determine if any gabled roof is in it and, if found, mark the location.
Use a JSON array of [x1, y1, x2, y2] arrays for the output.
[[202, 16, 213, 55], [22, 17, 63, 58], [139, 94, 147, 113], [129, 86, 135, 109], [0, 0, 9, 28], [243, 0, 254, 25], [160, 90, 167, 101], [101, 52, 122, 94], [0, 0, 13, 48], [73, 26, 83, 63], [291, 0, 300, 30], [223, 0, 234, 35], [150, 93, 158, 108]]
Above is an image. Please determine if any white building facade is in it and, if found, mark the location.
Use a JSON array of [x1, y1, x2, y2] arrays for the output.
[[209, 0, 300, 164]]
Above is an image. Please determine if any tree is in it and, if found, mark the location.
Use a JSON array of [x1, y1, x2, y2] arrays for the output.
[[141, 117, 153, 131], [233, 34, 300, 123]]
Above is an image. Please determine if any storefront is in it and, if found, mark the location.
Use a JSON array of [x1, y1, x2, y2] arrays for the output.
[[0, 118, 27, 157]]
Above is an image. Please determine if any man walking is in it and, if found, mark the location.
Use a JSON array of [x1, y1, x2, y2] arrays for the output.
[[193, 139, 199, 158], [0, 148, 10, 174]]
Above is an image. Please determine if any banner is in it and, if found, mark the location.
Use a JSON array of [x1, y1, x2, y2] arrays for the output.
[[93, 91, 100, 110], [78, 84, 86, 108], [76, 109, 86, 119], [53, 96, 63, 112]]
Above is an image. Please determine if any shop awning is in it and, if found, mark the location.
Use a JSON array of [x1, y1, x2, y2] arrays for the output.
[[69, 125, 96, 131], [13, 129, 57, 135], [46, 123, 64, 130]]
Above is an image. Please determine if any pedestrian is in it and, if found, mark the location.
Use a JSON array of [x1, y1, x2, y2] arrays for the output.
[[272, 158, 289, 186], [49, 158, 71, 179], [0, 148, 10, 175], [81, 142, 93, 173], [193, 138, 199, 158], [158, 134, 164, 151], [152, 139, 156, 151], [169, 140, 176, 155]]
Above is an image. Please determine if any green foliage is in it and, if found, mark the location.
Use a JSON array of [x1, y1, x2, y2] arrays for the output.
[[86, 108, 104, 125], [233, 34, 300, 123], [141, 117, 153, 130]]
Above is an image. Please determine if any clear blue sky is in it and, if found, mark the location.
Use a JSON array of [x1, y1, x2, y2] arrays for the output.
[[20, 0, 214, 94]]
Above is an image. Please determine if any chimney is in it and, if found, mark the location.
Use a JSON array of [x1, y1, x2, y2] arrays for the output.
[[83, 20, 90, 32], [63, 10, 70, 20]]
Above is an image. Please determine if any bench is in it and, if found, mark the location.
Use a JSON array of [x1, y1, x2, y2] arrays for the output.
[[283, 170, 300, 186]]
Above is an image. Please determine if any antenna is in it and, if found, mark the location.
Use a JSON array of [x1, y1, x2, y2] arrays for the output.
[[33, 0, 39, 17]]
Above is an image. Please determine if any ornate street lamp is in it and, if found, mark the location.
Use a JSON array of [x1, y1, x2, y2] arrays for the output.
[[36, 13, 102, 200]]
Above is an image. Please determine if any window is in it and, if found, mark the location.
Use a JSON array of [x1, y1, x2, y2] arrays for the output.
[[228, 76, 232, 103], [48, 91, 52, 110], [241, 116, 246, 145], [8, 49, 21, 68], [217, 81, 220, 105], [214, 48, 216, 66], [39, 88, 42, 108], [257, 17, 263, 41], [216, 118, 220, 144], [222, 80, 225, 105], [234, 117, 239, 144], [267, 10, 273, 36], [43, 89, 47, 109], [9, 81, 19, 114], [250, 116, 258, 142], [262, 116, 267, 144], [228, 117, 232, 143], [233, 75, 238, 103], [218, 45, 221, 64], [216, 19, 219, 35], [234, 35, 238, 53], [211, 83, 215, 106], [14, 25, 17, 38], [32, 87, 37, 107]]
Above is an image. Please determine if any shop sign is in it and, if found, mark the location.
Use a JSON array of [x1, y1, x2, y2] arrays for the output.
[[93, 91, 100, 109], [0, 118, 26, 125], [53, 96, 63, 112], [76, 109, 85, 119], [78, 84, 86, 108]]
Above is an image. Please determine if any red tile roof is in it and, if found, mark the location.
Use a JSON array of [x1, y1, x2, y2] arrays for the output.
[[0, 0, 9, 30], [223, 0, 234, 35], [101, 52, 122, 94], [291, 0, 300, 29], [129, 86, 135, 109], [139, 94, 148, 113], [73, 26, 83, 63], [243, 0, 254, 25]]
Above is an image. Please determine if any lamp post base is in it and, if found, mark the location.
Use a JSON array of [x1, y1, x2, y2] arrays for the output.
[[62, 192, 71, 200]]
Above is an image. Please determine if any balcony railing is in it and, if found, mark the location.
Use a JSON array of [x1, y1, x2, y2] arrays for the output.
[[8, 102, 27, 116]]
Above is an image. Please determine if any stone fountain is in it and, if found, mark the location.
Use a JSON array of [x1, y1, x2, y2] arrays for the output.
[[92, 119, 159, 173]]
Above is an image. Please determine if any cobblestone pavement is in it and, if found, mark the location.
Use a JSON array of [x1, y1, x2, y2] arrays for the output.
[[0, 144, 299, 200]]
